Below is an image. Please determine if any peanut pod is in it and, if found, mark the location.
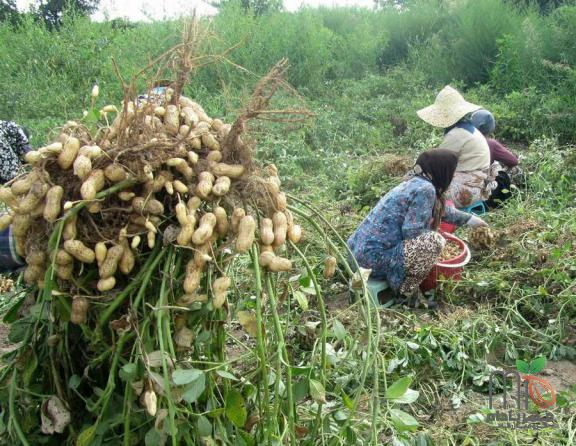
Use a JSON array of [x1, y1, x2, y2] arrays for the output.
[[64, 240, 95, 264], [43, 185, 64, 223], [236, 216, 256, 254], [192, 213, 216, 245]]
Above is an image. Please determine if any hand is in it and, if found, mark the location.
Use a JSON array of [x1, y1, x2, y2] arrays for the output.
[[467, 215, 488, 228]]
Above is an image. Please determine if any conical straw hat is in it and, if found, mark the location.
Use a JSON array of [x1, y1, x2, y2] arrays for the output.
[[417, 86, 482, 128]]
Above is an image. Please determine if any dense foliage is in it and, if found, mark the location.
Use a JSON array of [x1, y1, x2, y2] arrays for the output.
[[1, 0, 575, 144]]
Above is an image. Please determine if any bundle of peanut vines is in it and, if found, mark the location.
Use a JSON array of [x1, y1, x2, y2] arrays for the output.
[[0, 23, 382, 446]]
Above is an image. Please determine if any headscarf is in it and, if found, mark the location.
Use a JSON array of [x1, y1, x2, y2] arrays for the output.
[[471, 109, 496, 136], [444, 114, 473, 135], [414, 149, 459, 229]]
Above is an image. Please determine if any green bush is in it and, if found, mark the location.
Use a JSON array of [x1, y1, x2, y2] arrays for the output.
[[0, 12, 179, 144], [1, 1, 575, 146], [408, 0, 526, 84], [198, 5, 386, 93], [377, 0, 447, 67], [315, 7, 385, 80]]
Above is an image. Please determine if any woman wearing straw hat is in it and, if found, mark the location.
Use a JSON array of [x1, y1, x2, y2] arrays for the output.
[[417, 86, 500, 208]]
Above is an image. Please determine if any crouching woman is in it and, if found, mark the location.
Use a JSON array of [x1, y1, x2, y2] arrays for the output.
[[347, 149, 487, 297]]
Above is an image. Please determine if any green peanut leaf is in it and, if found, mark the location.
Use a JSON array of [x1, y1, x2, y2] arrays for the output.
[[391, 388, 420, 404], [332, 320, 347, 341], [68, 374, 81, 390], [182, 373, 206, 403], [385, 376, 412, 399], [119, 363, 138, 382], [76, 425, 97, 446], [529, 356, 546, 374], [516, 359, 530, 374], [216, 370, 238, 381], [173, 368, 203, 386], [197, 415, 212, 437], [225, 389, 247, 428], [293, 290, 309, 311], [390, 408, 419, 432], [309, 379, 327, 404]]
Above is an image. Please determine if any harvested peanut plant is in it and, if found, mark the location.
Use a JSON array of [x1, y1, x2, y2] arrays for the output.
[[0, 23, 386, 446]]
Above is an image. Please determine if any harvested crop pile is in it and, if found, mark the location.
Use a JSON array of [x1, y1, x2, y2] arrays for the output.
[[3, 86, 299, 295], [468, 226, 496, 251], [0, 276, 14, 294], [0, 23, 380, 446], [439, 239, 462, 261]]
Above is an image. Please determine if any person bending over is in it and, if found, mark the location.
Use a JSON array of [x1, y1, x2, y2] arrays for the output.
[[0, 120, 32, 184], [417, 86, 500, 209], [0, 120, 33, 273], [347, 149, 487, 299], [471, 109, 520, 208]]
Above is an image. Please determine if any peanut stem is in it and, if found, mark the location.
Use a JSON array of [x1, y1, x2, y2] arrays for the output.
[[97, 244, 164, 331], [288, 240, 327, 438], [288, 200, 382, 439], [156, 248, 178, 446], [250, 245, 271, 442], [9, 369, 30, 446], [265, 272, 296, 446]]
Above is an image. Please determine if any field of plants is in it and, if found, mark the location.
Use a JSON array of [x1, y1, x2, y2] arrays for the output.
[[0, 1, 574, 445]]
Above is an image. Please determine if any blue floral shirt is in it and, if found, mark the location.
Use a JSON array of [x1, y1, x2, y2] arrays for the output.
[[347, 176, 470, 290]]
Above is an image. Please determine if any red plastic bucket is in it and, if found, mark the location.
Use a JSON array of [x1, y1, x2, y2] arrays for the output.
[[439, 200, 457, 234], [420, 232, 471, 292], [439, 221, 456, 234]]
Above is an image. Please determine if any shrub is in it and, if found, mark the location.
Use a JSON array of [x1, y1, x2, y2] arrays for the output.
[[0, 12, 179, 144], [408, 0, 526, 85], [377, 0, 447, 67]]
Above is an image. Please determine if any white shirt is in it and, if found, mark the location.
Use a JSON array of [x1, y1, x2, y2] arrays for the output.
[[438, 126, 490, 172]]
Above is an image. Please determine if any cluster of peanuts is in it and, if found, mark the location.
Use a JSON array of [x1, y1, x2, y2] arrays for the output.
[[0, 91, 304, 330], [175, 163, 303, 318], [0, 275, 14, 294]]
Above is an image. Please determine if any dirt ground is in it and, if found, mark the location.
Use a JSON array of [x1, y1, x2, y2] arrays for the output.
[[0, 323, 16, 355], [540, 360, 576, 393]]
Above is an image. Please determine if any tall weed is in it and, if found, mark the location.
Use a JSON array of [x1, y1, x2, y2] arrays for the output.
[[409, 0, 526, 84]]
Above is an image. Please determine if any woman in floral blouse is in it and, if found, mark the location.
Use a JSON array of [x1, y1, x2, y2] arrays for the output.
[[0, 120, 32, 184], [348, 149, 487, 298], [0, 120, 32, 273]]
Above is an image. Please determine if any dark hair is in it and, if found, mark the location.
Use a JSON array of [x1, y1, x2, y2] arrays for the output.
[[153, 79, 173, 88], [415, 149, 459, 229]]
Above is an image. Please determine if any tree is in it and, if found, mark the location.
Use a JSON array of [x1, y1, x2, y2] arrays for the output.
[[508, 0, 570, 14], [0, 0, 20, 25], [210, 0, 283, 16], [373, 0, 409, 8], [35, 0, 99, 27]]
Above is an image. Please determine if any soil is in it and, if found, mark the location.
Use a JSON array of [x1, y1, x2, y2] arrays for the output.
[[0, 323, 17, 355], [1, 272, 572, 438], [430, 360, 576, 436], [225, 322, 253, 362], [539, 360, 576, 393], [325, 289, 352, 313], [317, 291, 576, 437]]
